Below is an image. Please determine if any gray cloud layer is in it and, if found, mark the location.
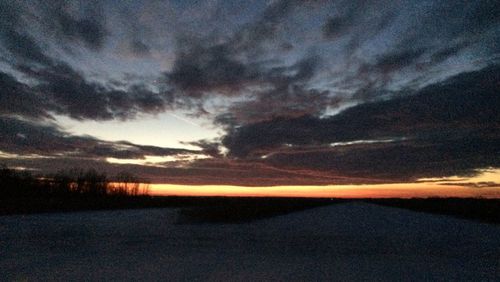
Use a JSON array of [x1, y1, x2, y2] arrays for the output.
[[222, 65, 500, 181], [0, 0, 499, 185]]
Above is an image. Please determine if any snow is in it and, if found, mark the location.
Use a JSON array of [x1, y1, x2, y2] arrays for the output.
[[1, 202, 499, 281]]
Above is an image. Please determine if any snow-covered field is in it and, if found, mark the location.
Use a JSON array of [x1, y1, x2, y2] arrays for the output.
[[1, 202, 499, 281]]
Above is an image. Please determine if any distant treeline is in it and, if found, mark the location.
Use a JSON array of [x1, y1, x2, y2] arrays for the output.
[[368, 198, 500, 224], [0, 165, 149, 198]]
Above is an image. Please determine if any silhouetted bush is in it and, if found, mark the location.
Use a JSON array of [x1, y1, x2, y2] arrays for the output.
[[54, 168, 108, 195], [109, 171, 150, 196], [0, 164, 42, 197], [0, 165, 147, 198]]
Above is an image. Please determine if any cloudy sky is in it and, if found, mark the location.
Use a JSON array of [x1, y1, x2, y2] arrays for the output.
[[0, 0, 499, 194]]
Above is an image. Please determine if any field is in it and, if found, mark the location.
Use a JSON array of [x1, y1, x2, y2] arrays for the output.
[[1, 200, 499, 281]]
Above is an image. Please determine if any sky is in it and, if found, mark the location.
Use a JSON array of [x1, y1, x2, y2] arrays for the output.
[[0, 0, 499, 196]]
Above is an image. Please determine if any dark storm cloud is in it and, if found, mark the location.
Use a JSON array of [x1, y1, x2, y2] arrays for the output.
[[168, 43, 329, 121], [328, 0, 500, 95], [167, 43, 256, 95], [0, 2, 136, 122], [226, 0, 319, 54], [226, 86, 335, 124], [371, 49, 426, 74], [224, 64, 500, 156], [129, 40, 151, 56], [166, 0, 323, 101], [0, 72, 51, 119], [321, 0, 398, 43], [13, 62, 172, 121], [168, 39, 328, 121], [221, 65, 500, 181], [169, 48, 319, 96], [0, 1, 107, 62], [55, 14, 107, 51], [41, 0, 108, 51], [393, 1, 500, 58], [262, 133, 499, 182], [0, 116, 196, 159], [387, 1, 498, 45], [429, 42, 471, 64], [458, 0, 500, 32], [350, 48, 427, 98], [184, 139, 222, 158], [330, 0, 400, 52], [0, 30, 53, 66], [249, 54, 322, 110], [164, 0, 499, 124], [322, 16, 350, 39], [0, 2, 53, 65]]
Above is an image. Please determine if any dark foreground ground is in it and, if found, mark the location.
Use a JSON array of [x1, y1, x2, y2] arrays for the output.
[[2, 195, 500, 224], [1, 202, 499, 281], [0, 195, 336, 217]]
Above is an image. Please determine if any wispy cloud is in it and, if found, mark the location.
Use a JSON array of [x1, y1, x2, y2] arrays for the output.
[[0, 0, 499, 186]]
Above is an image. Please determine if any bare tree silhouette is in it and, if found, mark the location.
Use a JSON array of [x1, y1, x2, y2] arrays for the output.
[[111, 171, 149, 196], [0, 165, 148, 198]]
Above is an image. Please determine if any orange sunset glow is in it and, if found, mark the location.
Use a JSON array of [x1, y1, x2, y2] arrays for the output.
[[149, 169, 500, 198]]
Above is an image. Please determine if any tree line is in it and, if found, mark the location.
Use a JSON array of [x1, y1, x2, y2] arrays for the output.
[[0, 165, 149, 198]]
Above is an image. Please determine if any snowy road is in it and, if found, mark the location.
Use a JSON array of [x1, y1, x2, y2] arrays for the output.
[[1, 202, 499, 281]]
